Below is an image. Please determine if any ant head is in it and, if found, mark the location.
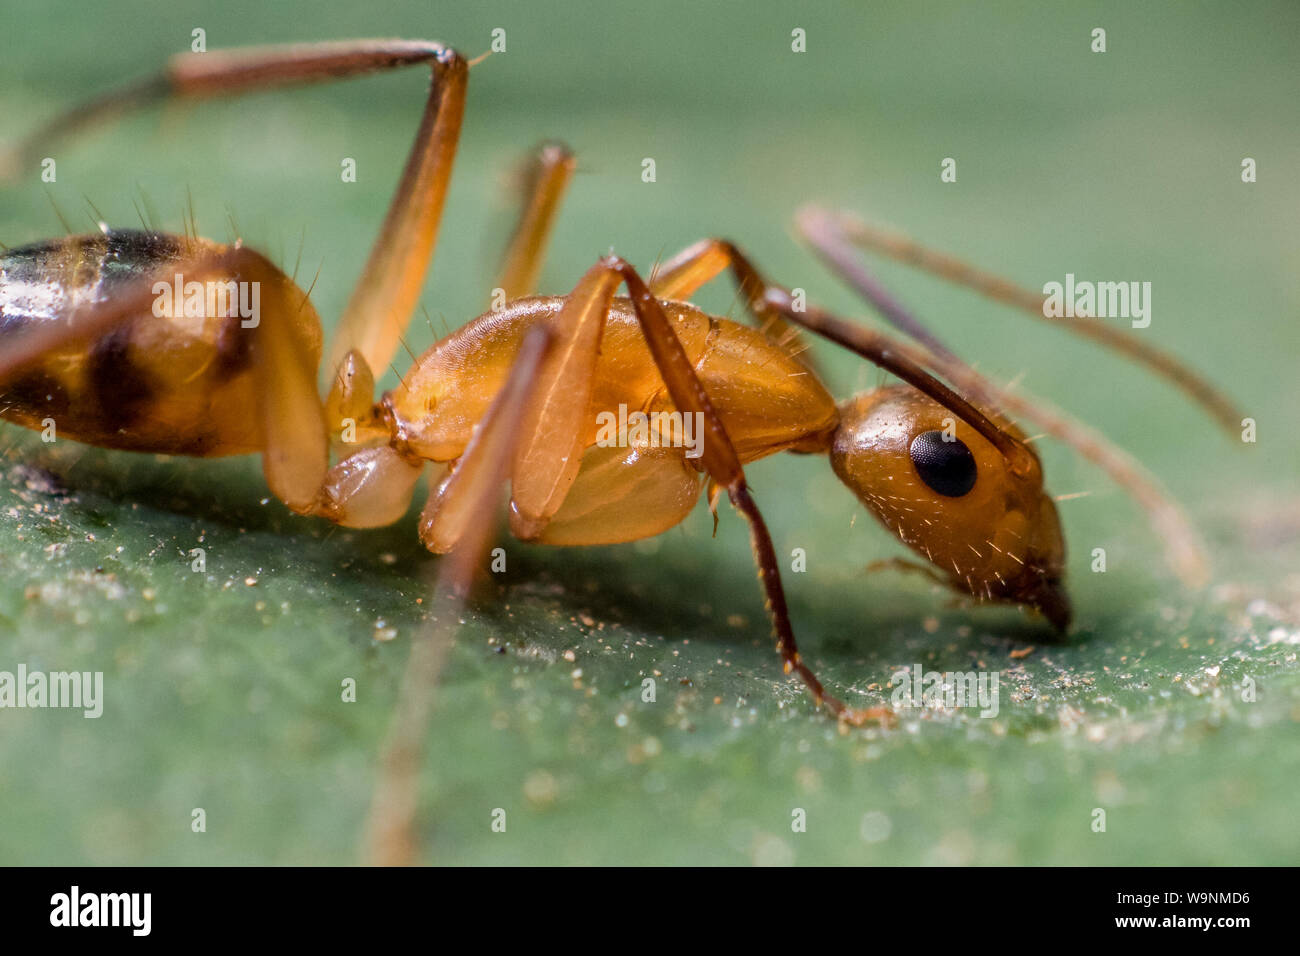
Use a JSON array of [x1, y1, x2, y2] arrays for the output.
[[831, 386, 1071, 631]]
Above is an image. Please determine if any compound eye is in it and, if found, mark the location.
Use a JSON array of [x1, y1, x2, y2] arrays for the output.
[[909, 430, 977, 497]]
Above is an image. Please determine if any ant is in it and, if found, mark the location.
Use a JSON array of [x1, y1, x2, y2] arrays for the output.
[[0, 39, 1242, 730]]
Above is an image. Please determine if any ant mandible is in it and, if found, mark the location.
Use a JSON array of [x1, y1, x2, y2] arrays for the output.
[[0, 39, 1242, 724]]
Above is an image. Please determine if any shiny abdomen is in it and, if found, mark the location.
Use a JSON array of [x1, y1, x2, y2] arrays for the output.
[[0, 230, 316, 456]]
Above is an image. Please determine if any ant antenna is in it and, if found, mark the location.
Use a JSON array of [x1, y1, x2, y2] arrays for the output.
[[798, 205, 1245, 436]]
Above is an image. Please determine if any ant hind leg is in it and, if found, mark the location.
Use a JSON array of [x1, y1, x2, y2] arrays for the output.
[[493, 142, 576, 302], [4, 39, 473, 387]]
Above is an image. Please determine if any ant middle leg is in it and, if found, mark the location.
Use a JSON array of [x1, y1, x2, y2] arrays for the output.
[[366, 325, 553, 866]]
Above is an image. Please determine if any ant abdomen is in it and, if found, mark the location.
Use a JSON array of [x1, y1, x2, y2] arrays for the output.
[[0, 229, 320, 457]]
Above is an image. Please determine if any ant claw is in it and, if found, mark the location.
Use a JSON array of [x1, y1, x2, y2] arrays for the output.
[[834, 703, 896, 728]]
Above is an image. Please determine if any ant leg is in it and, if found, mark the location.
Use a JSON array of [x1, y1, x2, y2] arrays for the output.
[[507, 264, 619, 539], [367, 325, 552, 866], [420, 256, 882, 721], [314, 446, 426, 529], [651, 238, 763, 303], [526, 256, 885, 723], [418, 328, 555, 553], [5, 39, 470, 379], [615, 258, 893, 724], [494, 142, 576, 302], [646, 240, 1212, 587], [795, 205, 1245, 435], [323, 348, 391, 447], [0, 245, 329, 513]]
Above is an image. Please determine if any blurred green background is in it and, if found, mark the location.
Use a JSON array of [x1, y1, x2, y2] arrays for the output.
[[0, 0, 1296, 864]]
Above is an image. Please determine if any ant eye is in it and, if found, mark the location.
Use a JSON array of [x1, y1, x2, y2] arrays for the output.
[[909, 430, 977, 497]]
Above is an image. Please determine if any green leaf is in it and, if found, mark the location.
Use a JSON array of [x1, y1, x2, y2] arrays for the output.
[[1, 0, 1296, 864]]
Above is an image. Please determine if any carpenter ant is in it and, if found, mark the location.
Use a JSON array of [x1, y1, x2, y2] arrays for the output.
[[0, 40, 1241, 728]]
